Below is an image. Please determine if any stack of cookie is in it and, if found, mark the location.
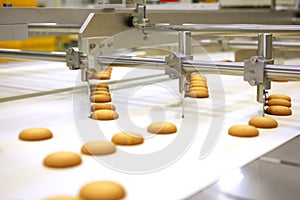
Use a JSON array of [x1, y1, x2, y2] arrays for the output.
[[186, 73, 209, 98], [89, 83, 119, 120], [265, 94, 292, 116]]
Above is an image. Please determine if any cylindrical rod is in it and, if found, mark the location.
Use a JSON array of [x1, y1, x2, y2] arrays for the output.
[[98, 55, 300, 80], [0, 48, 66, 62], [152, 24, 300, 33], [179, 31, 192, 55], [258, 33, 273, 59]]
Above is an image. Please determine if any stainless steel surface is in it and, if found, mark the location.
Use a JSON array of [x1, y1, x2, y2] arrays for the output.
[[262, 136, 300, 165], [0, 8, 297, 33], [0, 24, 28, 41], [28, 23, 81, 36], [189, 136, 300, 200]]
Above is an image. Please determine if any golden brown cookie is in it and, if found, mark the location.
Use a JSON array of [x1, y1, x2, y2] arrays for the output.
[[91, 87, 110, 92], [188, 89, 209, 98], [191, 74, 206, 81], [111, 132, 144, 145], [190, 81, 207, 88], [228, 125, 259, 137], [93, 71, 111, 80], [81, 141, 116, 155], [268, 94, 291, 102], [44, 196, 78, 200], [90, 83, 109, 89], [147, 122, 177, 134], [90, 94, 111, 103], [91, 103, 116, 112], [91, 91, 110, 96], [79, 181, 126, 200], [248, 116, 278, 128], [267, 99, 291, 107], [18, 128, 53, 141], [266, 106, 292, 116], [91, 110, 119, 120], [43, 151, 82, 168]]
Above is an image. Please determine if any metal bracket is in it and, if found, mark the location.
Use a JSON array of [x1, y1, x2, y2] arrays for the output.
[[66, 47, 87, 70], [132, 0, 149, 27], [165, 52, 187, 80], [244, 56, 273, 103], [244, 56, 266, 85]]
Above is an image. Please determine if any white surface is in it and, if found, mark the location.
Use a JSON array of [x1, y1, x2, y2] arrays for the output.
[[0, 59, 300, 200]]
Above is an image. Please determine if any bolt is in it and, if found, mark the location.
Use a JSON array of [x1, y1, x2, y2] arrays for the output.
[[248, 79, 257, 86], [89, 43, 96, 49], [250, 57, 258, 65], [107, 42, 113, 47]]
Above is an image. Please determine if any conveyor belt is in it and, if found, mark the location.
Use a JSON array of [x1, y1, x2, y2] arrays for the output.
[[0, 56, 300, 199]]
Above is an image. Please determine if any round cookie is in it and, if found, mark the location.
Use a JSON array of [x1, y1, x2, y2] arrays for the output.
[[267, 99, 291, 107], [81, 141, 116, 155], [147, 122, 177, 134], [90, 83, 109, 89], [91, 103, 116, 112], [111, 132, 144, 145], [266, 106, 292, 116], [90, 94, 111, 103], [91, 109, 119, 120], [268, 94, 291, 102], [43, 151, 82, 168], [190, 81, 207, 88], [91, 87, 110, 92], [188, 89, 209, 98], [91, 91, 110, 96], [228, 125, 259, 137], [93, 72, 111, 80], [248, 116, 278, 128], [19, 128, 53, 141], [191, 74, 206, 81], [79, 181, 126, 200]]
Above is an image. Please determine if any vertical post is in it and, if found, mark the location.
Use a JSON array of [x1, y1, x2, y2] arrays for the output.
[[257, 33, 273, 114], [178, 31, 191, 93], [178, 31, 191, 118], [179, 31, 192, 56], [258, 33, 273, 60]]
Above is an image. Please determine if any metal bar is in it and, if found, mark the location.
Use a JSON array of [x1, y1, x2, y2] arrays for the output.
[[0, 48, 66, 62], [98, 56, 300, 80], [258, 33, 273, 59], [28, 23, 81, 35], [152, 24, 300, 33]]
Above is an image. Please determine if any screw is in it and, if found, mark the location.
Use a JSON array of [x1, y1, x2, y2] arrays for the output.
[[107, 42, 113, 47], [89, 43, 96, 49], [250, 57, 258, 65]]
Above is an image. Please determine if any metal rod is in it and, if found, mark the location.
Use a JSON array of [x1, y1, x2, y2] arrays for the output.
[[98, 55, 300, 80], [258, 33, 273, 59], [0, 48, 66, 62], [179, 31, 192, 55], [152, 24, 300, 33]]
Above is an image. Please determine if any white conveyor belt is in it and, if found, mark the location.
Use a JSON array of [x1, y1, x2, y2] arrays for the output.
[[0, 58, 300, 200]]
